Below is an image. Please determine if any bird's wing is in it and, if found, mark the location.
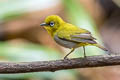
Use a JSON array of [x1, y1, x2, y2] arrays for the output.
[[70, 33, 97, 44], [57, 29, 97, 44]]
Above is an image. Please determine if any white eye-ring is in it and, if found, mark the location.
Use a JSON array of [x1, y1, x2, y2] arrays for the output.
[[50, 21, 54, 27]]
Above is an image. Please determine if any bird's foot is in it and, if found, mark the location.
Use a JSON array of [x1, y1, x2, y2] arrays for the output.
[[83, 55, 87, 59], [64, 56, 69, 60]]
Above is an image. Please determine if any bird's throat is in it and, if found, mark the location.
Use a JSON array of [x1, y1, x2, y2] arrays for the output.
[[45, 27, 56, 37]]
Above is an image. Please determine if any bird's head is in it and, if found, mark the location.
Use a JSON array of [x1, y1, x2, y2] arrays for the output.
[[40, 15, 64, 36]]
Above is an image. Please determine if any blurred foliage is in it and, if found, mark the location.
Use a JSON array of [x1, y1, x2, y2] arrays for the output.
[[0, 0, 60, 21], [0, 0, 25, 21], [0, 42, 61, 61], [113, 0, 120, 7]]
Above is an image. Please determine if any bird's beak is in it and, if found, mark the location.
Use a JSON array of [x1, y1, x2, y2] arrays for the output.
[[40, 23, 48, 26]]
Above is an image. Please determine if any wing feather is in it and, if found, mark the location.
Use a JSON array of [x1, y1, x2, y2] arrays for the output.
[[57, 30, 97, 44], [70, 37, 97, 44], [71, 33, 96, 40]]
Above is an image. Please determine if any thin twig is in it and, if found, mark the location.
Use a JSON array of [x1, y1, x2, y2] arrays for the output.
[[0, 55, 119, 74]]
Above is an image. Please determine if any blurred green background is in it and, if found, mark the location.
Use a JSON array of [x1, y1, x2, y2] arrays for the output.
[[0, 0, 120, 80]]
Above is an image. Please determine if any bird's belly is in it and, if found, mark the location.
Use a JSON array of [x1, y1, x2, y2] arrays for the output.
[[54, 35, 77, 49]]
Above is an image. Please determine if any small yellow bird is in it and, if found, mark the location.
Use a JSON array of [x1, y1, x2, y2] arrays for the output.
[[40, 15, 108, 59]]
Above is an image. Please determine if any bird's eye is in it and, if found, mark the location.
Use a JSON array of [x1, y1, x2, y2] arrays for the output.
[[50, 21, 54, 27]]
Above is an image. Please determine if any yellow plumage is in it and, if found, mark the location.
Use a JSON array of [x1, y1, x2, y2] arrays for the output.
[[40, 15, 108, 59]]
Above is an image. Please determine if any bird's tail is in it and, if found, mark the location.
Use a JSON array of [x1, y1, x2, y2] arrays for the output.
[[94, 44, 108, 51]]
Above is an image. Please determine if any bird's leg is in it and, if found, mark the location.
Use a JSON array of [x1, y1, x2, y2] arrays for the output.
[[64, 48, 75, 59], [83, 46, 86, 58]]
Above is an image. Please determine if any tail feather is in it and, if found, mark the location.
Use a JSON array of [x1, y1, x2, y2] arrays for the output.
[[94, 44, 108, 51]]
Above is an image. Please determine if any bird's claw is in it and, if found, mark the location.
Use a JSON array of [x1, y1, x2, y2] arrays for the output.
[[64, 56, 69, 60]]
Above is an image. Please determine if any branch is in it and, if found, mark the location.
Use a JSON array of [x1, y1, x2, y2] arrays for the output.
[[0, 55, 119, 74]]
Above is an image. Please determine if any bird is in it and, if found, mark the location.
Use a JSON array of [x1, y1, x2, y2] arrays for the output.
[[40, 15, 108, 59]]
